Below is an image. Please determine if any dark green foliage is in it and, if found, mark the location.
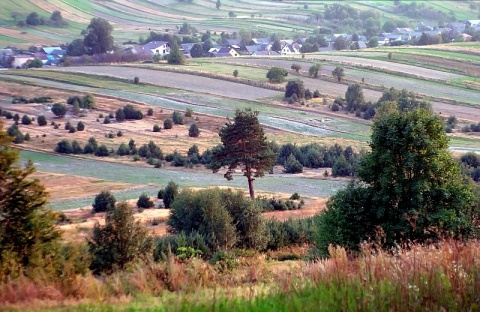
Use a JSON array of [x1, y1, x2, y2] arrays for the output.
[[0, 125, 61, 278], [308, 63, 321, 78], [83, 17, 114, 55], [51, 103, 67, 117], [4, 111, 13, 119], [147, 108, 153, 116], [313, 181, 375, 257], [212, 109, 275, 199], [76, 121, 85, 131], [67, 95, 96, 109], [188, 123, 200, 137], [153, 124, 161, 132], [88, 202, 153, 274], [331, 102, 340, 111], [66, 39, 86, 57], [154, 231, 210, 260], [233, 69, 239, 78], [71, 140, 83, 154], [138, 141, 163, 159], [163, 118, 173, 129], [256, 197, 300, 212], [21, 115, 31, 125], [285, 80, 305, 99], [314, 109, 477, 257], [122, 104, 143, 120], [137, 193, 154, 209], [185, 108, 193, 117], [115, 108, 125, 121], [332, 155, 354, 177], [163, 181, 179, 208], [94, 144, 109, 157], [133, 76, 140, 84], [332, 66, 345, 82], [167, 42, 186, 65], [168, 188, 267, 251], [13, 114, 19, 123], [172, 111, 183, 125], [103, 116, 110, 124], [24, 133, 30, 141], [37, 115, 47, 126], [265, 218, 315, 251], [55, 139, 73, 154], [92, 190, 116, 213], [116, 143, 130, 156], [7, 124, 24, 144], [267, 67, 288, 83], [27, 58, 43, 68], [26, 12, 44, 26], [284, 154, 303, 174], [190, 43, 204, 58], [83, 137, 98, 154], [345, 83, 365, 111], [69, 126, 76, 133]]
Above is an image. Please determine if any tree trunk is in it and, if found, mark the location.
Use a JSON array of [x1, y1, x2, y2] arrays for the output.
[[247, 176, 255, 199]]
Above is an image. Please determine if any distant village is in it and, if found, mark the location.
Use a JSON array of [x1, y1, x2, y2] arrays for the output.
[[1, 19, 479, 69]]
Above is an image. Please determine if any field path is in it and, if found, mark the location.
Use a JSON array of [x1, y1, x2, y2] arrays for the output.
[[52, 66, 281, 100]]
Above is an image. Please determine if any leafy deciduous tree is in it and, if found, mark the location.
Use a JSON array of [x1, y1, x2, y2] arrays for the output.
[[83, 18, 114, 55]]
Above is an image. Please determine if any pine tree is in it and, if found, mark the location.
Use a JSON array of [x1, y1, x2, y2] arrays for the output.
[[211, 108, 276, 199], [0, 123, 61, 278]]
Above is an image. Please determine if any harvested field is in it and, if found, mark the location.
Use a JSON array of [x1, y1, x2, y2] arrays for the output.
[[31, 172, 135, 201], [304, 54, 463, 80], [52, 66, 281, 100]]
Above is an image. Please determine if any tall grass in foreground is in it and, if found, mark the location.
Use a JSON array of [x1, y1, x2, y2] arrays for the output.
[[1, 240, 480, 311]]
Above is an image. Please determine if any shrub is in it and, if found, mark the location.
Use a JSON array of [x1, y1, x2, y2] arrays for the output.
[[233, 69, 239, 78], [188, 123, 200, 137], [122, 104, 143, 120], [7, 124, 24, 144], [308, 63, 321, 78], [21, 115, 31, 125], [137, 193, 154, 209], [285, 79, 305, 99], [163, 181, 179, 208], [291, 63, 301, 73], [290, 192, 301, 200], [133, 76, 140, 84], [116, 142, 130, 156], [153, 124, 161, 132], [24, 133, 30, 141], [147, 108, 153, 116], [69, 126, 76, 133], [313, 90, 321, 98], [72, 140, 83, 154], [95, 144, 109, 157], [185, 107, 193, 117], [172, 111, 183, 125], [115, 108, 125, 122], [284, 154, 303, 173], [305, 89, 313, 100], [51, 103, 67, 117], [88, 201, 153, 274], [77, 121, 85, 131], [266, 67, 288, 83], [331, 102, 340, 111], [103, 116, 110, 124], [37, 115, 47, 126], [164, 118, 173, 129], [55, 140, 73, 154], [117, 130, 123, 137], [92, 190, 116, 213]]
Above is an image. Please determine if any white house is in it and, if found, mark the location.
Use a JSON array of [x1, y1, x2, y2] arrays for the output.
[[11, 55, 35, 68], [280, 43, 300, 55], [135, 41, 170, 57]]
